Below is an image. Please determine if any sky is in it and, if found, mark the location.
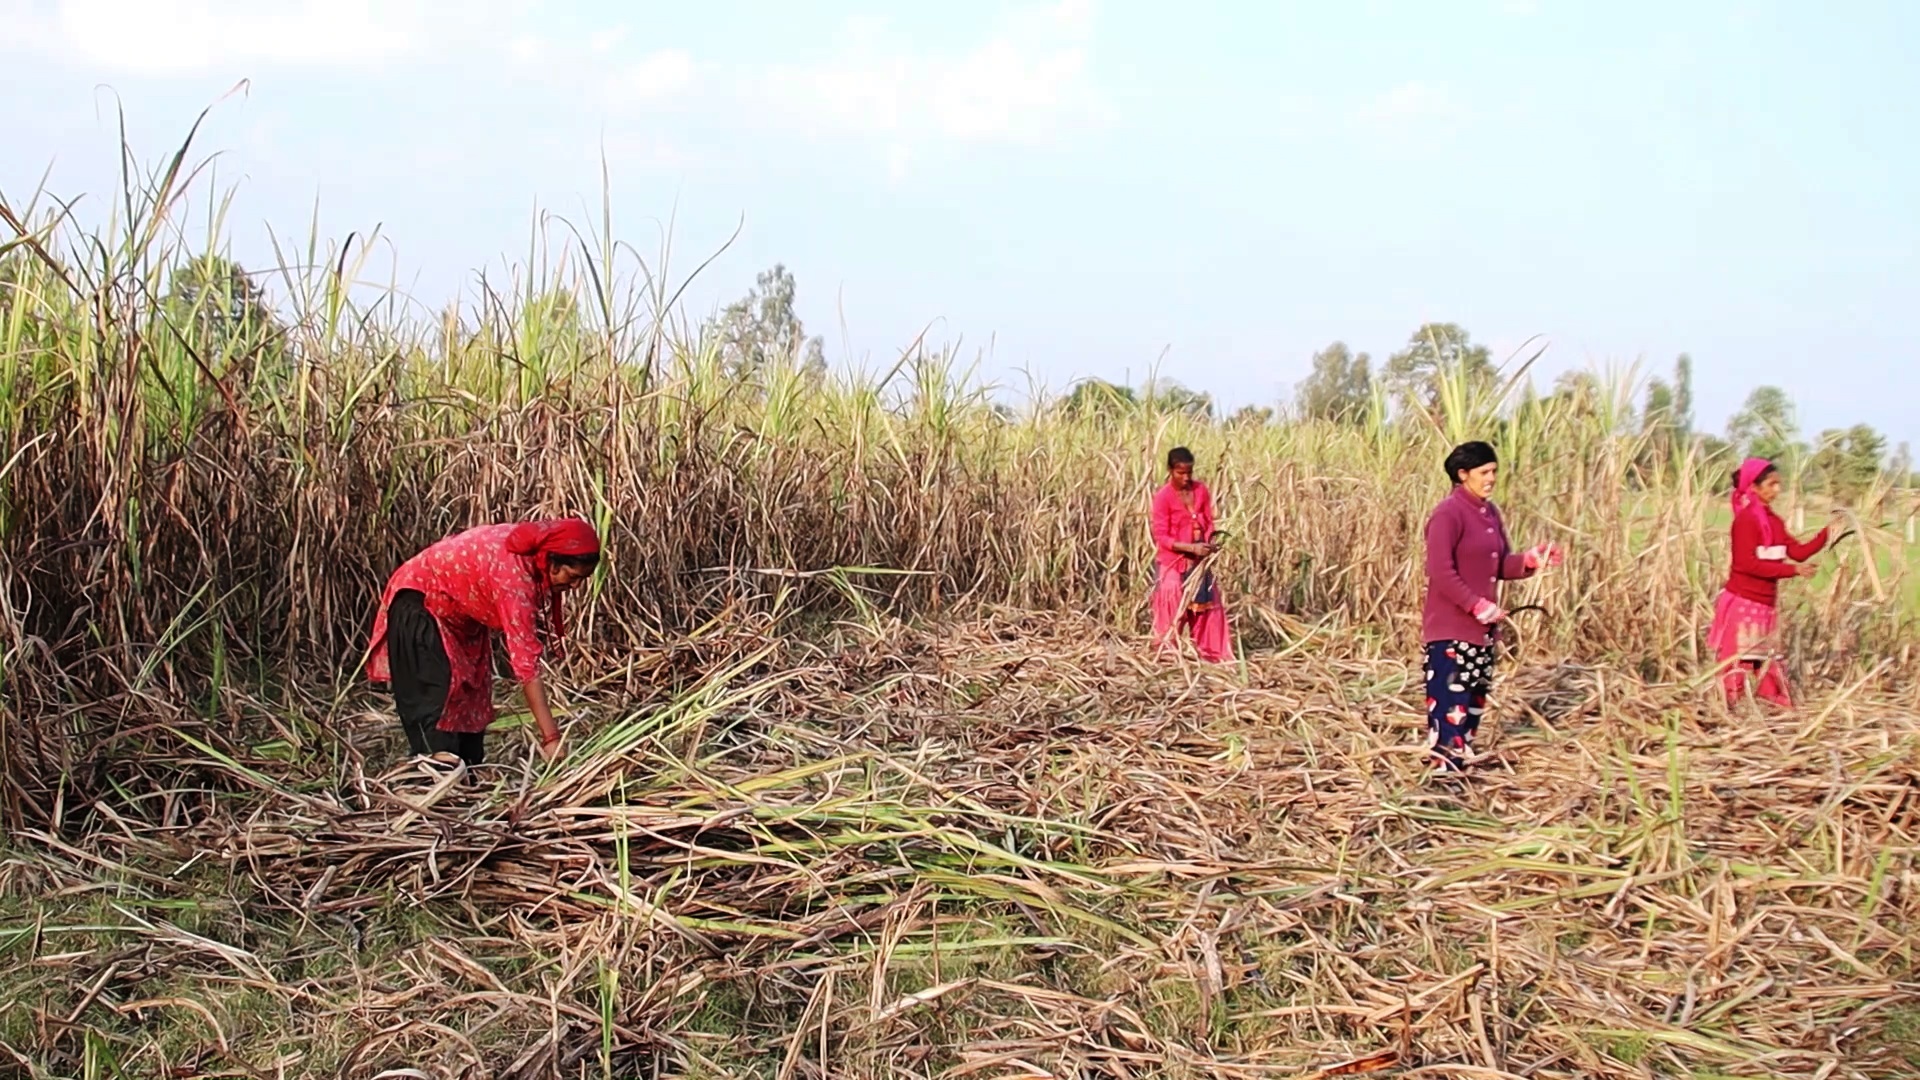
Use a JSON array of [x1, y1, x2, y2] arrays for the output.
[[2, 0, 1916, 448]]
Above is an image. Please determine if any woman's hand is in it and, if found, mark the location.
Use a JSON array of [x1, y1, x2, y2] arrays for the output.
[[1793, 561, 1819, 578], [523, 675, 566, 761], [537, 732, 564, 763], [1523, 542, 1565, 570]]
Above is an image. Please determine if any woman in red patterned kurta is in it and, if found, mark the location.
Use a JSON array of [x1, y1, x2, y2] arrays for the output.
[[365, 518, 600, 766]]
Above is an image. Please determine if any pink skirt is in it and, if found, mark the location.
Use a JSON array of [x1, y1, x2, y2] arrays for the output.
[[1706, 589, 1793, 706], [1150, 566, 1233, 663], [1706, 590, 1780, 664]]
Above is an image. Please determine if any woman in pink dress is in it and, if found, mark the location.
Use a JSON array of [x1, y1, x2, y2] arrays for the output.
[[365, 517, 601, 766], [1706, 457, 1835, 707], [1149, 447, 1233, 663]]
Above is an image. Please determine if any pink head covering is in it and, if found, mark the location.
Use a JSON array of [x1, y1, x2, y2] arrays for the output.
[[1730, 457, 1777, 545], [505, 517, 601, 634]]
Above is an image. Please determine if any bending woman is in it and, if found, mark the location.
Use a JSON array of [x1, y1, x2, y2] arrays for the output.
[[1421, 441, 1562, 772], [365, 517, 601, 766], [1707, 457, 1833, 708], [1150, 446, 1233, 663]]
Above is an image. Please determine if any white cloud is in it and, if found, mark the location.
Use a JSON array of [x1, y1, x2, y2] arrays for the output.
[[3, 0, 1096, 184], [589, 26, 628, 55], [5, 0, 418, 74], [885, 144, 912, 185], [1355, 81, 1467, 133], [508, 34, 546, 65], [499, 29, 692, 110], [604, 49, 695, 104], [593, 134, 691, 172], [758, 0, 1106, 168], [1, 0, 566, 75]]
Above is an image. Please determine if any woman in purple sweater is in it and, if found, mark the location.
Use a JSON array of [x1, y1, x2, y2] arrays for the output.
[[1422, 441, 1563, 772]]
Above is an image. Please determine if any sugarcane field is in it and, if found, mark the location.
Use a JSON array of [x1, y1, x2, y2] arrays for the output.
[[4, 60, 1920, 1080]]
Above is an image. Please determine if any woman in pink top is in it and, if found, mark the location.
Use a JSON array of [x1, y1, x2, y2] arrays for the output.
[[1421, 441, 1562, 773], [1705, 457, 1834, 708], [1149, 446, 1233, 663], [365, 517, 601, 767]]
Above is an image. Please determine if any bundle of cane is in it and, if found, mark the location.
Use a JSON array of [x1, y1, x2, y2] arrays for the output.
[[1175, 529, 1231, 614]]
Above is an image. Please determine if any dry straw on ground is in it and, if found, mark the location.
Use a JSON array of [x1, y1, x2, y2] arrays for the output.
[[6, 608, 1917, 1078]]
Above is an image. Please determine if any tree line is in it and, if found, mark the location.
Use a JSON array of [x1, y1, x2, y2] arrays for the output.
[[1050, 320, 1902, 497], [144, 256, 1904, 498], [1284, 323, 1904, 497]]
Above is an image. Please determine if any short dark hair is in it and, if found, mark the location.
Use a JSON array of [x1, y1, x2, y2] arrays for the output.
[[1167, 446, 1195, 470], [1444, 441, 1498, 485]]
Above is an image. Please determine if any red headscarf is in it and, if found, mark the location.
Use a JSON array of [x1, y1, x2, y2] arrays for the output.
[[1730, 457, 1777, 546], [506, 517, 601, 633]]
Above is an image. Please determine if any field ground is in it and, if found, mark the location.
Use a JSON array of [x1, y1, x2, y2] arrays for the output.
[[3, 609, 1916, 1080]]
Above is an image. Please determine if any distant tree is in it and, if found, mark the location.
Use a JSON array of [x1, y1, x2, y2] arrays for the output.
[[1849, 423, 1888, 474], [1643, 378, 1674, 419], [1671, 353, 1695, 437], [1726, 385, 1801, 464], [1546, 369, 1606, 420], [1058, 377, 1213, 422], [1639, 376, 1679, 474], [707, 263, 827, 386], [1383, 322, 1495, 415], [1643, 377, 1675, 432], [1143, 379, 1214, 420], [1228, 404, 1275, 428], [1811, 424, 1888, 499], [1893, 442, 1915, 488], [1698, 434, 1739, 486], [505, 286, 588, 377], [1062, 378, 1139, 421], [1294, 342, 1372, 425], [1630, 353, 1701, 483], [162, 253, 278, 368], [523, 287, 584, 336]]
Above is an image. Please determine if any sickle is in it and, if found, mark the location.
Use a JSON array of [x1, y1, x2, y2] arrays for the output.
[[1495, 604, 1550, 658], [1826, 509, 1896, 552]]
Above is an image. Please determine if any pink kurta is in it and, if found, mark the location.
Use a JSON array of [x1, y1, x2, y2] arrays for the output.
[[1148, 480, 1233, 663], [1708, 458, 1824, 707], [365, 524, 550, 734]]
